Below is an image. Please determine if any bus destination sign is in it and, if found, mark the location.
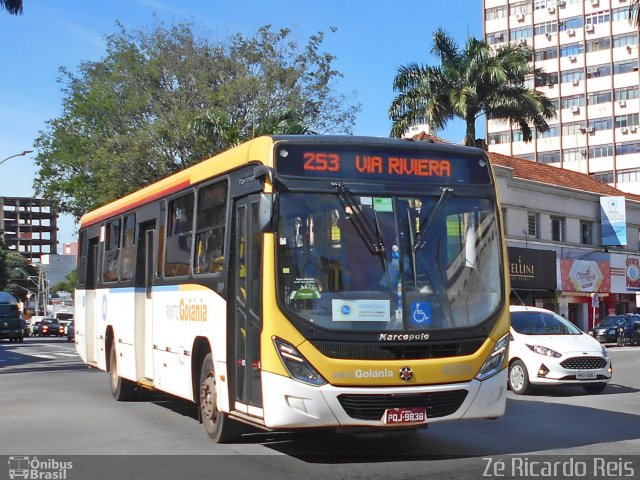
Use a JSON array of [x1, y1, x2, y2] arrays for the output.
[[275, 144, 491, 185]]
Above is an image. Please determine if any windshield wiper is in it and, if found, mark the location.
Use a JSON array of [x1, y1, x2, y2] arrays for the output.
[[332, 182, 390, 285], [413, 187, 453, 251]]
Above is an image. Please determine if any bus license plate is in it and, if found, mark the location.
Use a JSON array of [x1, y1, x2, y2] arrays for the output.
[[383, 407, 427, 425], [576, 370, 597, 380]]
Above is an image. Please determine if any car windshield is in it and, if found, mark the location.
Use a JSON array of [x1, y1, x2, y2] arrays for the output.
[[276, 192, 503, 333], [511, 310, 582, 335]]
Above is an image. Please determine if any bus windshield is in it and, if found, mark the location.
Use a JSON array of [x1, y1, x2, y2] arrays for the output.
[[276, 191, 503, 333]]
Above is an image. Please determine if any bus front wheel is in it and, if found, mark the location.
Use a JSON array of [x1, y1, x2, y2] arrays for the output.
[[199, 353, 243, 443], [109, 341, 136, 401]]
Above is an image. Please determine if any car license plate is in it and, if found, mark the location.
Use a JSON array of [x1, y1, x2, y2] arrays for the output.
[[383, 407, 427, 424], [576, 370, 597, 380]]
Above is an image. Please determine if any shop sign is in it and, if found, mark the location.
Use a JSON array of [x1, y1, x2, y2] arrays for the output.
[[600, 196, 627, 246], [561, 259, 610, 293], [626, 256, 640, 290], [508, 247, 556, 290]]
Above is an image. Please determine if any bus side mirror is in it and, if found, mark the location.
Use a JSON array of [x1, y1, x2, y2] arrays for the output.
[[258, 193, 278, 233]]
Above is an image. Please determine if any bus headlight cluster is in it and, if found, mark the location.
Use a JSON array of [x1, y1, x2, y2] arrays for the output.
[[274, 337, 327, 386], [475, 333, 509, 381]]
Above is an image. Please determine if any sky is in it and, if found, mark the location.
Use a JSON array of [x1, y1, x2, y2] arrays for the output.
[[0, 0, 484, 252]]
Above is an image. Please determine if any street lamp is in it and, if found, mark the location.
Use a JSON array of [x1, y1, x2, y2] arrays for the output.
[[0, 150, 33, 166]]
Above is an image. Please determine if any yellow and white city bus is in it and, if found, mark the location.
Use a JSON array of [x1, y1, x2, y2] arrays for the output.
[[75, 135, 510, 442]]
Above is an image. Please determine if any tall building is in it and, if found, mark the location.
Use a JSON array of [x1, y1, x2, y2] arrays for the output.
[[484, 0, 640, 193], [0, 196, 58, 263]]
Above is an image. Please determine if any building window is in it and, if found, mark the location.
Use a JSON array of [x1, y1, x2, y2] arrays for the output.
[[528, 212, 540, 239], [561, 68, 584, 84], [586, 37, 611, 53], [613, 32, 638, 49], [614, 59, 639, 75], [585, 11, 610, 25], [488, 131, 510, 145], [551, 216, 565, 242], [612, 6, 632, 22], [534, 21, 558, 36], [587, 90, 612, 105], [615, 86, 639, 101], [510, 26, 532, 42], [485, 6, 508, 20], [589, 144, 614, 158], [562, 122, 583, 136], [486, 31, 507, 45], [586, 63, 611, 79], [559, 16, 584, 31], [534, 46, 558, 61], [560, 43, 583, 57], [563, 147, 585, 163], [538, 124, 560, 138], [580, 221, 593, 245], [617, 168, 640, 183], [509, 1, 531, 15], [561, 94, 585, 109], [589, 117, 613, 132], [616, 141, 640, 156], [615, 113, 640, 129], [539, 150, 560, 164]]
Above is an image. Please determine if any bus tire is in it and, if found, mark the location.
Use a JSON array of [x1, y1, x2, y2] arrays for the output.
[[109, 341, 136, 401], [199, 352, 243, 443], [508, 360, 532, 395]]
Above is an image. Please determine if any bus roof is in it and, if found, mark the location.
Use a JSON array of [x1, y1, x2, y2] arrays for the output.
[[79, 135, 487, 229]]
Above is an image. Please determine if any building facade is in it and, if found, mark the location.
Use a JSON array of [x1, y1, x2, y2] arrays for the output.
[[0, 196, 58, 263], [484, 0, 640, 193]]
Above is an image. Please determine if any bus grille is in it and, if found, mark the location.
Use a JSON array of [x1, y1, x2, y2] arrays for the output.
[[310, 339, 484, 360], [337, 390, 469, 421], [560, 357, 607, 370]]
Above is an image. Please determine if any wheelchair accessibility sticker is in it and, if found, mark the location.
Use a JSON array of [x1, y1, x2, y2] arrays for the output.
[[410, 302, 432, 327]]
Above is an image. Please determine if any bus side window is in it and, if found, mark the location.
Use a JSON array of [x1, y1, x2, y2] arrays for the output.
[[120, 214, 136, 281], [165, 192, 194, 277], [194, 181, 228, 275], [103, 219, 121, 282]]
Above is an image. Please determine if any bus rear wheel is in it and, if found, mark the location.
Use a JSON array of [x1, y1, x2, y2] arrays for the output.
[[199, 353, 243, 443], [109, 341, 136, 401]]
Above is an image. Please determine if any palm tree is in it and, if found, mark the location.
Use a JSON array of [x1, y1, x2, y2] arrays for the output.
[[389, 28, 556, 146], [1, 0, 23, 15]]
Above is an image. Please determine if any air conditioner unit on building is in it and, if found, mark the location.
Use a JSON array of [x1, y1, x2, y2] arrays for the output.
[[570, 105, 580, 113], [585, 127, 595, 133], [585, 24, 595, 33], [568, 29, 576, 36], [619, 100, 627, 107], [591, 0, 599, 6], [631, 126, 638, 132], [581, 149, 587, 156], [622, 127, 629, 133], [568, 54, 577, 61], [627, 45, 633, 53], [547, 5, 556, 13], [545, 32, 552, 40], [572, 79, 580, 86], [496, 32, 504, 40], [516, 12, 525, 21], [556, 0, 566, 6]]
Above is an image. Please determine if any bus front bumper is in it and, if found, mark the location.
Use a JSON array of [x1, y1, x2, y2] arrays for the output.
[[260, 368, 507, 430]]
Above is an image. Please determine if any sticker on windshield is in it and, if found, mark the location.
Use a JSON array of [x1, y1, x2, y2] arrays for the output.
[[410, 302, 432, 327], [373, 198, 393, 212], [290, 278, 321, 300], [332, 299, 390, 322]]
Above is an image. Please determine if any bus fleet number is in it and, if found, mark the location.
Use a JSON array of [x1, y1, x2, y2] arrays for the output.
[[303, 152, 340, 172]]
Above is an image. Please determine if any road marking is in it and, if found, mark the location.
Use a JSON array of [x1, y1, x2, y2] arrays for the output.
[[55, 353, 79, 357], [31, 354, 57, 359]]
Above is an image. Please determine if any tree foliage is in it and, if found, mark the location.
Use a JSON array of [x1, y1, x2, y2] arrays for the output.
[[389, 28, 555, 146], [1, 0, 23, 15], [50, 269, 76, 295], [0, 242, 38, 301], [34, 22, 359, 218]]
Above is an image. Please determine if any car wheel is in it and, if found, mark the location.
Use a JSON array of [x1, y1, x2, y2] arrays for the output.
[[109, 341, 136, 401], [583, 383, 607, 394], [199, 352, 244, 443], [509, 360, 532, 395]]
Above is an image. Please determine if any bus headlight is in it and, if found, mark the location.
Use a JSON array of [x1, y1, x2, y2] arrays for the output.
[[273, 338, 327, 386], [475, 333, 509, 381]]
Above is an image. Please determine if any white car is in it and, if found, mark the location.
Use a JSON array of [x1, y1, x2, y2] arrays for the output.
[[508, 306, 612, 395]]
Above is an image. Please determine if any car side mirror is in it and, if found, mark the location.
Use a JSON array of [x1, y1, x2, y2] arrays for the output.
[[258, 193, 278, 233]]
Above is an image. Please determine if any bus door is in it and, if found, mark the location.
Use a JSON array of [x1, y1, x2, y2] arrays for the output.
[[134, 222, 155, 380], [230, 195, 263, 411], [85, 237, 98, 364]]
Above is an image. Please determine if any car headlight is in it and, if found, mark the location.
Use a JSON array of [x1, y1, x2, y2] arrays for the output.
[[475, 333, 509, 381], [273, 337, 327, 386], [526, 344, 562, 358]]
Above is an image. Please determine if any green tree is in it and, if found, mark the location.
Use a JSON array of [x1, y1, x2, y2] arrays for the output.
[[50, 269, 77, 295], [1, 0, 22, 15], [34, 22, 360, 218], [389, 28, 555, 146], [1, 251, 38, 300], [0, 232, 8, 290]]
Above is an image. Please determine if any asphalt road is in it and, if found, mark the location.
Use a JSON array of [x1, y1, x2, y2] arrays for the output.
[[1, 337, 640, 480]]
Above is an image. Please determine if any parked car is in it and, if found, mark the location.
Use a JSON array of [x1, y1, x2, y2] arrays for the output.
[[39, 318, 65, 337], [509, 306, 612, 395], [617, 315, 640, 346], [66, 321, 75, 342], [589, 315, 627, 343], [20, 320, 31, 337]]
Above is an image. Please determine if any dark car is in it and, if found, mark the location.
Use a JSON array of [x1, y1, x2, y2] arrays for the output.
[[39, 318, 65, 337], [0, 303, 24, 343], [66, 321, 75, 342], [617, 316, 640, 346], [20, 320, 31, 337], [590, 315, 626, 343]]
